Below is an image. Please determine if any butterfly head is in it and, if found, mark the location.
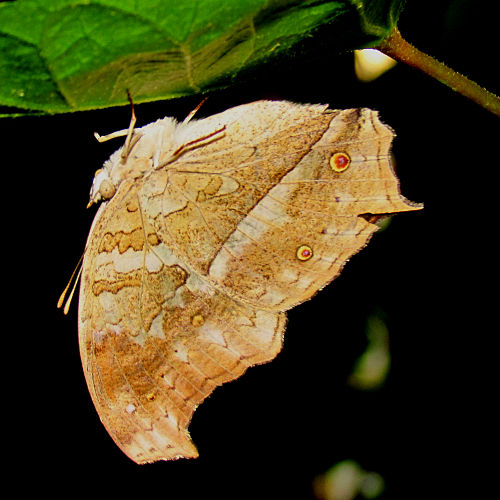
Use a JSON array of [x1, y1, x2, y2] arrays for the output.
[[87, 167, 116, 207]]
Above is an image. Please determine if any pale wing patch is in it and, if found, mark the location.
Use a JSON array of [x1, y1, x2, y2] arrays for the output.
[[145, 251, 163, 272], [198, 323, 227, 347]]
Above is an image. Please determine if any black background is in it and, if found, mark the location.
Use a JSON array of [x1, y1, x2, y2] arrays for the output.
[[2, 1, 497, 497]]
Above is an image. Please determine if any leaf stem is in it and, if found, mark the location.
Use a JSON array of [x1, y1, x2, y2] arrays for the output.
[[377, 27, 500, 118]]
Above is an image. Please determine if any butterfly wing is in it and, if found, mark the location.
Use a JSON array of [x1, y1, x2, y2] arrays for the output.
[[149, 101, 420, 310], [78, 179, 285, 463], [79, 100, 420, 464]]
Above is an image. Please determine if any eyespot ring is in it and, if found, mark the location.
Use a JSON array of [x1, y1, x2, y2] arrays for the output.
[[330, 152, 351, 172], [296, 245, 313, 261]]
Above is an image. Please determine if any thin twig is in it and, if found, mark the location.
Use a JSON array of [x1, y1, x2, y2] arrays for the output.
[[377, 27, 500, 118]]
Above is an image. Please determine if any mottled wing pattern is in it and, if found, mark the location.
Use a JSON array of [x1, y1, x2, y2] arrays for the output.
[[79, 179, 286, 463], [149, 103, 418, 310], [142, 101, 334, 278], [79, 101, 419, 464]]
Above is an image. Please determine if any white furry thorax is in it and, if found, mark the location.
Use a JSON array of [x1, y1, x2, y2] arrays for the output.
[[88, 116, 194, 206]]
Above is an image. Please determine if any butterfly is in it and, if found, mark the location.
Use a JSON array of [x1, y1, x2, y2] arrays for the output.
[[61, 100, 420, 463]]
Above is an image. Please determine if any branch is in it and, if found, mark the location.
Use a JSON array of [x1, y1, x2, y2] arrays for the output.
[[377, 27, 500, 118]]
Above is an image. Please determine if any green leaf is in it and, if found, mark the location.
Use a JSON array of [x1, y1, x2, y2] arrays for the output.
[[0, 0, 404, 115]]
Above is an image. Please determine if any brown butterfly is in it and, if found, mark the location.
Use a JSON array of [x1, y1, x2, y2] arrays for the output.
[[63, 100, 420, 463]]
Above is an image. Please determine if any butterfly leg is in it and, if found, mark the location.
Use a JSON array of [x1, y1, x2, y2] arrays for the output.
[[120, 93, 138, 161], [171, 125, 226, 158], [93, 92, 141, 162], [182, 97, 208, 124]]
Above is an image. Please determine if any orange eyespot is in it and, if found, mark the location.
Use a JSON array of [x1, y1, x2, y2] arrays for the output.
[[296, 245, 313, 261], [330, 152, 351, 172]]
